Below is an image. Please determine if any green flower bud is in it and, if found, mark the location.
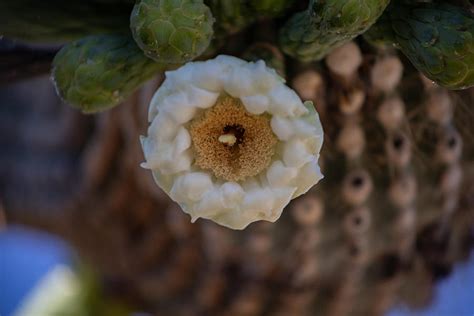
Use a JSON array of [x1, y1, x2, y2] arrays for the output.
[[130, 0, 214, 63], [279, 0, 390, 62], [367, 3, 474, 90], [52, 35, 167, 114]]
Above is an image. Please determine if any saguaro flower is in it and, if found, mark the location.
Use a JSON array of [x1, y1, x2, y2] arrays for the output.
[[141, 55, 324, 229]]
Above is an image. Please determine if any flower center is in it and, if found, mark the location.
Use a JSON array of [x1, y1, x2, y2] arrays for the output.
[[218, 124, 245, 147], [189, 95, 277, 182]]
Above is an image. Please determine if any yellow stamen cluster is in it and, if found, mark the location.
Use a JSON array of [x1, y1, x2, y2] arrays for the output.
[[189, 96, 277, 182]]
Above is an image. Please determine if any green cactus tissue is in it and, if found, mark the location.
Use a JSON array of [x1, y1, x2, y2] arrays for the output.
[[130, 0, 214, 64], [366, 2, 474, 90], [279, 0, 390, 62], [52, 35, 165, 113]]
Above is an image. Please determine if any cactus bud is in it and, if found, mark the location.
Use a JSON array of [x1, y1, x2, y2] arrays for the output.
[[366, 2, 474, 90], [52, 34, 166, 113], [130, 0, 214, 63]]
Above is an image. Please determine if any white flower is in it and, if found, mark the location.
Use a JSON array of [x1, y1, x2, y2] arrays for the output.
[[141, 55, 324, 229]]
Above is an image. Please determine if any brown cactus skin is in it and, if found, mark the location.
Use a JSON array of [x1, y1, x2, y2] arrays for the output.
[[2, 28, 474, 316]]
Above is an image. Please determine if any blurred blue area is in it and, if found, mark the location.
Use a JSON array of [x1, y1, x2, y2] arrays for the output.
[[388, 251, 474, 316], [0, 226, 473, 316], [0, 226, 71, 316]]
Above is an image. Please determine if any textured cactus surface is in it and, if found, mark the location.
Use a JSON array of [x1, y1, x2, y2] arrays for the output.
[[130, 0, 214, 63], [6, 0, 470, 111], [279, 0, 390, 62], [366, 2, 474, 90], [52, 35, 166, 113], [3, 38, 474, 315], [2, 1, 474, 314]]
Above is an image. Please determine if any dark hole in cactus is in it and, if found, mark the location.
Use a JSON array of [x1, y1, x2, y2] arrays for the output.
[[351, 176, 364, 188], [129, 224, 146, 243], [223, 124, 245, 146], [349, 244, 360, 257], [376, 254, 401, 280], [416, 222, 452, 279], [393, 136, 404, 150], [353, 215, 362, 226], [447, 137, 457, 149]]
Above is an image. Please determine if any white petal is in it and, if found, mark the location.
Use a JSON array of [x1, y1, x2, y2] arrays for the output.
[[242, 188, 274, 217], [215, 55, 247, 67], [249, 60, 282, 91], [173, 127, 191, 154], [170, 172, 213, 202], [194, 188, 226, 218], [241, 178, 261, 191], [293, 118, 318, 137], [164, 65, 193, 87], [305, 135, 324, 155], [186, 85, 219, 109], [143, 126, 192, 174], [293, 158, 324, 197], [161, 92, 197, 124], [270, 116, 294, 140], [302, 101, 324, 137], [189, 61, 227, 92], [168, 150, 192, 174], [148, 114, 179, 142], [147, 142, 191, 175], [240, 95, 269, 115], [147, 142, 174, 170], [266, 160, 298, 187], [151, 170, 176, 193], [268, 86, 307, 117], [224, 66, 256, 97], [220, 182, 245, 208], [140, 136, 159, 169], [283, 138, 313, 168], [148, 86, 173, 121], [269, 186, 297, 219]]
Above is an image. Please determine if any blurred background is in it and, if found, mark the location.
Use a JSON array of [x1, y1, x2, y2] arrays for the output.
[[1, 35, 474, 315]]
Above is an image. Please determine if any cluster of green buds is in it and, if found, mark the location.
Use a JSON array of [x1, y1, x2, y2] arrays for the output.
[[2, 0, 472, 113], [365, 2, 474, 90], [51, 0, 216, 113]]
